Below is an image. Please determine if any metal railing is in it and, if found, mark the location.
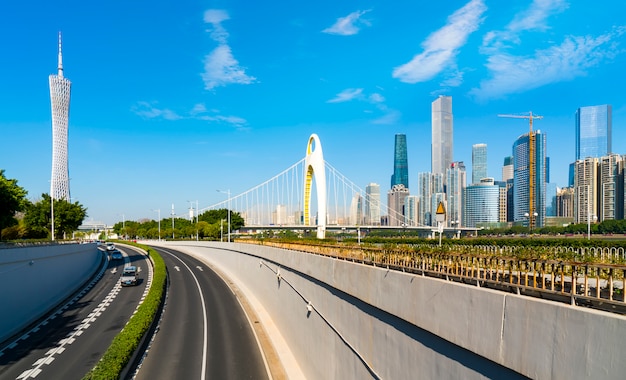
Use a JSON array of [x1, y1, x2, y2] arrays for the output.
[[247, 241, 626, 315]]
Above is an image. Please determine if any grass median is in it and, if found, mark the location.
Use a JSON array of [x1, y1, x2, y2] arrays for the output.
[[83, 242, 166, 380]]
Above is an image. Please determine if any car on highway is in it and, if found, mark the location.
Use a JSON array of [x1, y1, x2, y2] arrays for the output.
[[105, 242, 116, 251], [120, 266, 138, 286], [111, 250, 123, 260]]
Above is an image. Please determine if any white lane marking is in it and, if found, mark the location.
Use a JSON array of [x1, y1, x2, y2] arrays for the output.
[[111, 268, 117, 274], [174, 266, 180, 271], [16, 282, 123, 379], [196, 266, 204, 271], [164, 251, 209, 380], [17, 368, 41, 379]]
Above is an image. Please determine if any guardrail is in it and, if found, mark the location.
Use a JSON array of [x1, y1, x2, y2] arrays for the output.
[[248, 241, 626, 315]]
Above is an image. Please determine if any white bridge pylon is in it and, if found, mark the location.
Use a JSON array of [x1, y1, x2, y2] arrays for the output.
[[201, 134, 420, 238], [304, 134, 326, 239]]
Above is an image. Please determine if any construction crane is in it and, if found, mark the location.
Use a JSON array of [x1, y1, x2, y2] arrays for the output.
[[498, 112, 543, 230]]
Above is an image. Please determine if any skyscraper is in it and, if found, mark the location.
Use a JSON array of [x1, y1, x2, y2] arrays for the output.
[[432, 96, 453, 180], [502, 156, 514, 222], [404, 195, 419, 227], [575, 105, 612, 160], [387, 184, 409, 226], [391, 134, 409, 189], [365, 183, 381, 225], [418, 172, 444, 226], [349, 193, 363, 225], [600, 154, 624, 221], [513, 131, 547, 228], [446, 162, 466, 227], [472, 143, 487, 184], [574, 158, 599, 224], [502, 156, 513, 182], [50, 32, 72, 201]]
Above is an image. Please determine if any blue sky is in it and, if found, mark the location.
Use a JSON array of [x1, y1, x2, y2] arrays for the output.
[[1, 0, 625, 225]]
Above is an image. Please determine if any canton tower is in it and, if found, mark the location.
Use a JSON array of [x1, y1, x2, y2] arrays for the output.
[[49, 32, 72, 201]]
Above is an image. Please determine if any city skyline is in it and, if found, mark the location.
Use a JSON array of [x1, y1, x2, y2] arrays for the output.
[[1, 1, 626, 225]]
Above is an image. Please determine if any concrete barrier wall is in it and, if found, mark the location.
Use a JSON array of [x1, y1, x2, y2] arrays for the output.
[[160, 241, 626, 380], [0, 243, 102, 344]]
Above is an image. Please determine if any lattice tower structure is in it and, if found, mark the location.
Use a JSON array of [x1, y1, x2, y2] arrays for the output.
[[49, 32, 72, 201]]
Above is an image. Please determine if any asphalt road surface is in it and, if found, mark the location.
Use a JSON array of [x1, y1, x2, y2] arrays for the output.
[[134, 245, 270, 380], [0, 245, 151, 380]]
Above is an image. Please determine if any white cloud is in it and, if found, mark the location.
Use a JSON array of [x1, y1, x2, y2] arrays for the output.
[[199, 114, 248, 126], [471, 31, 622, 100], [204, 9, 230, 44], [132, 102, 182, 120], [507, 0, 568, 33], [202, 9, 256, 90], [473, 0, 625, 100], [482, 0, 568, 53], [202, 45, 256, 90], [372, 110, 401, 125], [327, 88, 364, 103], [369, 93, 385, 103], [133, 101, 248, 129], [323, 10, 372, 36], [392, 0, 486, 84], [190, 103, 207, 115]]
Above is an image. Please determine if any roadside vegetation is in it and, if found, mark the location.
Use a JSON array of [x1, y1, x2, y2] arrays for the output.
[[0, 169, 87, 240], [83, 241, 166, 380], [111, 209, 244, 240]]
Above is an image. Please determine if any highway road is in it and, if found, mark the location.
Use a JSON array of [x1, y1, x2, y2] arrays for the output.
[[134, 245, 270, 380], [0, 245, 152, 380]]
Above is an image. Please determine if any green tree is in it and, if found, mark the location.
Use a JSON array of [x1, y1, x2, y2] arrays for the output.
[[198, 209, 244, 232], [23, 194, 87, 239], [0, 170, 29, 239]]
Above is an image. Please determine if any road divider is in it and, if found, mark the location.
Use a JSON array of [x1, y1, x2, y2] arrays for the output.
[[82, 242, 166, 380]]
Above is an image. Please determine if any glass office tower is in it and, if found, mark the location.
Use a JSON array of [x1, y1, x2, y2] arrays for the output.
[[472, 143, 487, 184], [391, 134, 409, 189], [463, 178, 500, 228], [431, 96, 453, 180], [576, 105, 612, 160], [50, 32, 72, 201]]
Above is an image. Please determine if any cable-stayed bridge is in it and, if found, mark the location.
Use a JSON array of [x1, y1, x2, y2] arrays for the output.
[[192, 134, 476, 239]]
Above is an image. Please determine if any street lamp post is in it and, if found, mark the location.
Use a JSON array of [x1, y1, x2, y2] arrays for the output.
[[171, 204, 175, 239], [451, 220, 460, 238], [217, 189, 231, 242], [118, 213, 125, 239], [587, 214, 597, 240], [51, 195, 55, 241]]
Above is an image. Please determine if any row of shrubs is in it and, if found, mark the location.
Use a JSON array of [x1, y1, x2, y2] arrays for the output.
[[352, 236, 626, 250], [82, 242, 166, 380]]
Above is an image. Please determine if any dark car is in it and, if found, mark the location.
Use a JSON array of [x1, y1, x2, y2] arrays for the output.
[[111, 250, 123, 260]]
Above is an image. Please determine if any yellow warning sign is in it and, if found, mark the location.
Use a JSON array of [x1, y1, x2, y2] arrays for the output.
[[436, 202, 446, 215]]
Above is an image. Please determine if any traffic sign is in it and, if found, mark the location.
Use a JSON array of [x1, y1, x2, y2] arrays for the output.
[[436, 202, 446, 215], [435, 201, 446, 223]]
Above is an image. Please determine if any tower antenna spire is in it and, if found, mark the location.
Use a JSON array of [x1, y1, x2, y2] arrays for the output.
[[57, 31, 64, 77]]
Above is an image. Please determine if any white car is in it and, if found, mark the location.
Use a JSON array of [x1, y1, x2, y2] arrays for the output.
[[120, 266, 138, 286], [106, 242, 116, 251]]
